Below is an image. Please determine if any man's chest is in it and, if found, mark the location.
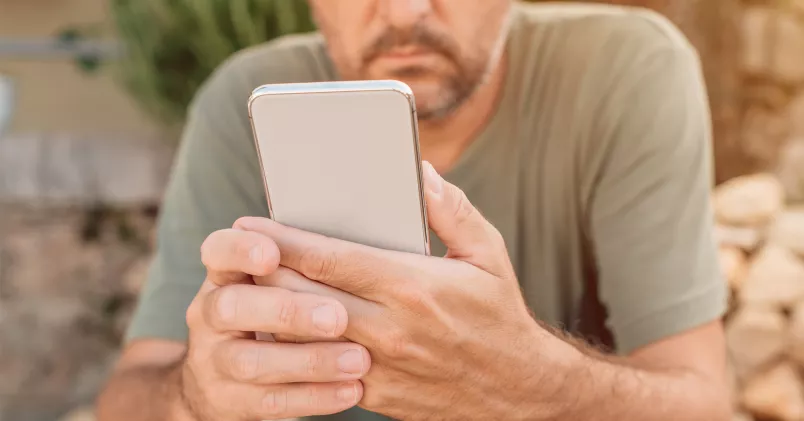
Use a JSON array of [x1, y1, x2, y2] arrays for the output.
[[438, 164, 590, 329]]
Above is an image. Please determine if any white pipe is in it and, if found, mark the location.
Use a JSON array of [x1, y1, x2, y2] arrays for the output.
[[0, 38, 124, 59]]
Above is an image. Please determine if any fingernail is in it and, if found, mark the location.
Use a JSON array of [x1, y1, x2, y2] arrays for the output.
[[337, 383, 358, 403], [249, 244, 263, 264], [337, 349, 364, 375], [312, 305, 338, 335], [423, 161, 443, 195]]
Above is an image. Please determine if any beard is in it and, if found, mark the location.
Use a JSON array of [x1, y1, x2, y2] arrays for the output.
[[358, 20, 507, 121]]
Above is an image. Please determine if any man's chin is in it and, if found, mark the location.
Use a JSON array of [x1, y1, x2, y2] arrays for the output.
[[361, 71, 460, 118], [393, 77, 437, 93], [389, 80, 447, 110]]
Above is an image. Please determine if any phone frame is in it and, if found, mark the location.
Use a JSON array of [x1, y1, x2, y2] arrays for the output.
[[247, 80, 431, 255]]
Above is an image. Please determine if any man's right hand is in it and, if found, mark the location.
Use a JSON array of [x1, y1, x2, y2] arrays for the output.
[[178, 227, 371, 421]]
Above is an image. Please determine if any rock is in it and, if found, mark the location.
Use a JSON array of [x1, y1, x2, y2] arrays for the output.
[[713, 174, 785, 227], [741, 362, 804, 421], [0, 205, 151, 420], [715, 225, 764, 252], [740, 246, 804, 308], [777, 140, 804, 203], [767, 208, 804, 256], [772, 13, 804, 85], [59, 406, 95, 421], [742, 7, 771, 76], [787, 303, 804, 367], [719, 247, 749, 291], [744, 83, 789, 110], [726, 307, 787, 379]]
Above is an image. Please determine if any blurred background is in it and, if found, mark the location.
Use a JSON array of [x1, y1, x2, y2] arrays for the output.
[[0, 1, 803, 420]]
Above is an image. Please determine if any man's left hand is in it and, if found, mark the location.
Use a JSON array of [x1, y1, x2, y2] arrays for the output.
[[234, 162, 578, 420]]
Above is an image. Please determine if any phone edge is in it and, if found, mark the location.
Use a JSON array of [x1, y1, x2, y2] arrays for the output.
[[247, 80, 432, 256]]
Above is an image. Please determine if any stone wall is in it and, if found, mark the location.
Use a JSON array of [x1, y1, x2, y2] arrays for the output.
[[0, 133, 169, 420], [717, 174, 804, 420], [0, 204, 156, 421]]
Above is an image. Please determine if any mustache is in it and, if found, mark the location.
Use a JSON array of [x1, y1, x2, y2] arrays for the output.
[[362, 23, 459, 64]]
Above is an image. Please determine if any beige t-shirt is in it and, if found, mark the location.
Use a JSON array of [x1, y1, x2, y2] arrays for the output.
[[127, 3, 727, 420]]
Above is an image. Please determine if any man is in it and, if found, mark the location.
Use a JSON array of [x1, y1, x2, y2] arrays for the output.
[[97, 1, 731, 420]]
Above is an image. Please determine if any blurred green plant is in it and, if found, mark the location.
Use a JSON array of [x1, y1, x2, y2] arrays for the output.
[[108, 0, 315, 126], [56, 27, 104, 73]]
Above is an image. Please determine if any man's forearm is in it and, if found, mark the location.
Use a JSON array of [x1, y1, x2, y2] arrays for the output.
[[562, 353, 729, 420], [520, 329, 731, 421], [96, 362, 194, 421]]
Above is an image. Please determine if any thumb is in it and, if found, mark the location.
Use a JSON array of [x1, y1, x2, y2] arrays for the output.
[[421, 161, 506, 271]]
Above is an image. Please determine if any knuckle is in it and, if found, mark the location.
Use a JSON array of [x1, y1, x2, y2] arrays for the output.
[[275, 291, 298, 331], [452, 190, 475, 225], [228, 345, 261, 381], [394, 284, 432, 313], [199, 230, 223, 267], [306, 384, 320, 409], [249, 243, 274, 276], [260, 389, 289, 417], [207, 287, 240, 328], [359, 384, 386, 412], [305, 347, 324, 377], [185, 296, 204, 329], [381, 329, 414, 360], [488, 224, 506, 250], [299, 247, 338, 281]]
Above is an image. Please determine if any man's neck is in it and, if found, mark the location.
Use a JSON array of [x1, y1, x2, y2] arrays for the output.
[[417, 52, 508, 174]]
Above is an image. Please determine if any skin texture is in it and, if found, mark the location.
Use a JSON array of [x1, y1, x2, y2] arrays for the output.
[[96, 1, 731, 420]]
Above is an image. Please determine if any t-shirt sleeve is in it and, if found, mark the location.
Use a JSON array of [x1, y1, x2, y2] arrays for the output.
[[588, 44, 728, 355], [124, 57, 268, 343]]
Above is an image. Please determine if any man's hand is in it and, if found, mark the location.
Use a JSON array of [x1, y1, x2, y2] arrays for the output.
[[178, 227, 372, 420], [235, 161, 730, 421], [235, 162, 576, 420]]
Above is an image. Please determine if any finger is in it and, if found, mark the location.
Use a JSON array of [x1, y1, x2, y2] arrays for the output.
[[273, 333, 345, 343], [257, 267, 380, 345], [200, 228, 280, 286], [203, 284, 348, 338], [235, 217, 414, 300], [215, 339, 370, 384], [257, 267, 366, 312], [235, 381, 363, 419], [421, 161, 508, 275]]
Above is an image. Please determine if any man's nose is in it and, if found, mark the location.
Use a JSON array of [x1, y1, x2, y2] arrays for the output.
[[379, 0, 433, 29]]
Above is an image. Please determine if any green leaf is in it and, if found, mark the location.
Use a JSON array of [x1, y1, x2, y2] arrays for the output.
[[76, 55, 103, 73], [104, 0, 316, 128]]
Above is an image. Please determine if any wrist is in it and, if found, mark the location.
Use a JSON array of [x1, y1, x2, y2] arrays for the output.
[[515, 322, 593, 421], [169, 362, 199, 421]]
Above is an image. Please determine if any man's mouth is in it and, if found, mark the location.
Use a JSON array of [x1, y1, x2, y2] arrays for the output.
[[379, 46, 431, 58], [372, 47, 441, 66]]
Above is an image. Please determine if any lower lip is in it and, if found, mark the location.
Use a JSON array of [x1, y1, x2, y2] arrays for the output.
[[374, 52, 438, 65]]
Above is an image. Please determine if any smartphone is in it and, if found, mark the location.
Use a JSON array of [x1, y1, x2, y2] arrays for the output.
[[248, 80, 430, 256]]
